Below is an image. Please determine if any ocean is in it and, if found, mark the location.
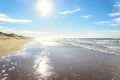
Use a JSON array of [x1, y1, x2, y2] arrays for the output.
[[60, 38, 120, 55]]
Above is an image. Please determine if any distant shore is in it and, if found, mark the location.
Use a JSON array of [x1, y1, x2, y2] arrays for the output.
[[0, 38, 32, 57]]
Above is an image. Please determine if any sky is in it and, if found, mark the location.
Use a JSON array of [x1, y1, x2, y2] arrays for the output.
[[0, 0, 120, 38]]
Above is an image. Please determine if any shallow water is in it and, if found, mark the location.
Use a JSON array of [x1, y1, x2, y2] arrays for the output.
[[0, 39, 120, 80]]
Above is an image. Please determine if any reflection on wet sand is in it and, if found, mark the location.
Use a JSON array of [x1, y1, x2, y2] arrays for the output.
[[34, 49, 54, 80]]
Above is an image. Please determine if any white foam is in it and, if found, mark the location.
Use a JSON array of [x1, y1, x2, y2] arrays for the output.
[[8, 67, 15, 71], [11, 62, 14, 65], [2, 70, 6, 73], [3, 74, 8, 76], [62, 39, 120, 55], [2, 65, 6, 68], [1, 77, 8, 80]]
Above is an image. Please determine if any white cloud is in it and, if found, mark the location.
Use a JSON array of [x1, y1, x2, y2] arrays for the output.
[[0, 13, 32, 23], [59, 7, 81, 15], [114, 1, 120, 9], [96, 1, 120, 26], [81, 15, 91, 19], [108, 1, 120, 17], [0, 13, 8, 17], [108, 12, 120, 17], [95, 17, 120, 26], [95, 21, 110, 25], [113, 17, 120, 22], [111, 17, 120, 26]]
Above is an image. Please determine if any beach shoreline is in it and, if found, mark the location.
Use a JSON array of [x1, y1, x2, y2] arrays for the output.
[[0, 40, 120, 80]]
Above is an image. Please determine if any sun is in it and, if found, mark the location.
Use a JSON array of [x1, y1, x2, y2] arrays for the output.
[[36, 0, 54, 17]]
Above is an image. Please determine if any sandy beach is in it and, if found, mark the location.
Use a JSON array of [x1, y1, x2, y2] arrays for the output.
[[0, 38, 31, 57]]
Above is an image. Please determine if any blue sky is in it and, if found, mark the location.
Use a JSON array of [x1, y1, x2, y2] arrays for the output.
[[0, 0, 120, 38]]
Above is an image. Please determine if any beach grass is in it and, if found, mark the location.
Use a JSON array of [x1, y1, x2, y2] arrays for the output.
[[0, 38, 32, 57]]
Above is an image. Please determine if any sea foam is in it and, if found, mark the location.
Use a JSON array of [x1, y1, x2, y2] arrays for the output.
[[61, 38, 120, 55]]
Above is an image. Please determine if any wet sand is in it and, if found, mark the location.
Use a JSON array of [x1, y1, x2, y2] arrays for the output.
[[0, 41, 120, 80]]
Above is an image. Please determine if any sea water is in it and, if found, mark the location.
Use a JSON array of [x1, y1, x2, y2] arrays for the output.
[[60, 38, 120, 55]]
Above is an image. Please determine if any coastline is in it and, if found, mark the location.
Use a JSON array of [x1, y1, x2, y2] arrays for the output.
[[0, 38, 32, 57], [0, 40, 120, 80]]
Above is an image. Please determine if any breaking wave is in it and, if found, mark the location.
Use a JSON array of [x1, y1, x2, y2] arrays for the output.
[[61, 38, 120, 55]]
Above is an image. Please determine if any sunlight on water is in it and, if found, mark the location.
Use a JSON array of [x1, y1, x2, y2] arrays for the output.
[[34, 50, 54, 80], [35, 38, 60, 46]]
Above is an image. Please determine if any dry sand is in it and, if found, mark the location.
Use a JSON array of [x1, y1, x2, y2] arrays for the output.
[[0, 38, 32, 57]]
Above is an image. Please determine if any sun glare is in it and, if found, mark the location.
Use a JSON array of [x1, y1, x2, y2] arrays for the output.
[[36, 0, 54, 17]]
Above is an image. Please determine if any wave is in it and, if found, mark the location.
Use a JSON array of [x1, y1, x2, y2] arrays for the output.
[[61, 38, 120, 55]]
